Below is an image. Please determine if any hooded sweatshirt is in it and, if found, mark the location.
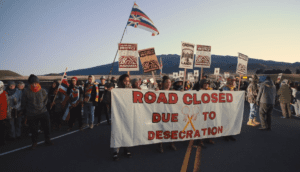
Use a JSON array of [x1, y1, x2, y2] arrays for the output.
[[256, 79, 276, 104]]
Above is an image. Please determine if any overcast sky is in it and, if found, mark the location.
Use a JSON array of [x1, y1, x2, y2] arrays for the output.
[[1, 0, 299, 76]]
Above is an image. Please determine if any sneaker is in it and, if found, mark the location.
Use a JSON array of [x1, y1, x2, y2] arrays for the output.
[[113, 152, 119, 161], [90, 124, 94, 129], [124, 150, 132, 158]]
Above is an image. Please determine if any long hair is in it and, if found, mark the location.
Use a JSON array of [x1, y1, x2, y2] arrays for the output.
[[161, 76, 170, 90], [117, 74, 129, 88]]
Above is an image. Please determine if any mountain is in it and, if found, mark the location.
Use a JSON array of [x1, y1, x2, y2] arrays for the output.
[[53, 55, 299, 76], [0, 70, 22, 78]]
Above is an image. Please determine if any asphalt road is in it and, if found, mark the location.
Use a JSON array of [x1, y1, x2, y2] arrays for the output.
[[1, 102, 300, 172]]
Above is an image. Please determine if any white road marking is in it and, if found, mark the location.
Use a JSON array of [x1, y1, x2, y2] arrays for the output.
[[0, 120, 108, 157]]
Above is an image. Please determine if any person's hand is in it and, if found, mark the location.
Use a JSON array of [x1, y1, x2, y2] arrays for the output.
[[155, 88, 159, 91]]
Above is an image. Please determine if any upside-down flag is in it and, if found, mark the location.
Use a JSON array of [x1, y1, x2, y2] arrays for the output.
[[127, 3, 159, 36], [59, 74, 69, 95]]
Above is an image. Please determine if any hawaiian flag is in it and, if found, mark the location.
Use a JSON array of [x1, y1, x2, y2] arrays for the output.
[[127, 3, 159, 36], [59, 74, 69, 95]]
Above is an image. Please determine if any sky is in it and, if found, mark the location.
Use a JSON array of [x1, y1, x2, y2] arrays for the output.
[[0, 0, 299, 76]]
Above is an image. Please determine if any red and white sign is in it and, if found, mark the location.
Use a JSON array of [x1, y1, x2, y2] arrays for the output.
[[118, 43, 139, 71], [195, 45, 211, 68], [110, 89, 244, 148], [236, 53, 248, 75]]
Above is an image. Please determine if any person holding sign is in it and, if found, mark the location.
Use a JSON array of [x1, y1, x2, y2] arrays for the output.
[[156, 76, 177, 153], [220, 76, 237, 141], [113, 74, 132, 161]]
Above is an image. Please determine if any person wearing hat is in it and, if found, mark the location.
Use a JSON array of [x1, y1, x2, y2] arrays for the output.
[[63, 77, 82, 131], [172, 78, 183, 91], [95, 76, 108, 126], [83, 75, 99, 129], [0, 81, 10, 146], [246, 75, 260, 127], [21, 74, 53, 149], [5, 81, 23, 141]]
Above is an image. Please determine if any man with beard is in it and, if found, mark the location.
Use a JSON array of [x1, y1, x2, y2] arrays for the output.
[[21, 74, 53, 149], [5, 81, 23, 140], [247, 75, 261, 126]]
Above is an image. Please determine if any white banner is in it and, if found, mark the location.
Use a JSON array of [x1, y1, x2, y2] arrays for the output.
[[111, 89, 244, 148], [194, 45, 211, 68], [214, 68, 220, 75], [179, 71, 184, 77], [236, 53, 248, 75], [118, 43, 139, 71], [179, 42, 195, 69], [194, 70, 199, 77]]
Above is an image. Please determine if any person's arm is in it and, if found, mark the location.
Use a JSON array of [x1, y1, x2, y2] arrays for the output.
[[256, 85, 263, 104], [42, 89, 48, 108], [21, 90, 27, 113]]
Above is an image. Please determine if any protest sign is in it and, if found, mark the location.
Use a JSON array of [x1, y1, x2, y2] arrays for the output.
[[236, 53, 248, 75], [188, 72, 193, 78], [118, 43, 139, 71], [110, 89, 244, 148], [194, 70, 199, 77], [214, 68, 220, 75], [173, 72, 179, 78], [224, 72, 230, 78], [138, 47, 160, 73], [194, 45, 211, 68], [179, 42, 195, 69], [179, 71, 184, 77], [277, 73, 283, 82]]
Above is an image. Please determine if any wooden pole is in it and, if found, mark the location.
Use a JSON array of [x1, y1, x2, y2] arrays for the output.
[[182, 69, 187, 91], [127, 71, 130, 77], [238, 74, 242, 91], [50, 67, 68, 110], [200, 67, 203, 80], [105, 3, 135, 79], [151, 71, 157, 89]]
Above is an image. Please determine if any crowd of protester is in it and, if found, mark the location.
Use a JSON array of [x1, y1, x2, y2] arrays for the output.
[[0, 73, 299, 161]]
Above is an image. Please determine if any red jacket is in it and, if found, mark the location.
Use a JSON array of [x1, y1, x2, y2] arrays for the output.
[[0, 91, 9, 120]]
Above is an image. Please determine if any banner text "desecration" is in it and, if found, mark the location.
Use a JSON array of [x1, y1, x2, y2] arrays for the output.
[[132, 91, 233, 104]]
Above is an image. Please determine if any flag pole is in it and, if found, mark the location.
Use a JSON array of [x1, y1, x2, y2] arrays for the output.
[[106, 3, 135, 80], [50, 67, 68, 110]]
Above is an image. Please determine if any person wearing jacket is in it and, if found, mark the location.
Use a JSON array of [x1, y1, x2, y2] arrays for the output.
[[113, 74, 132, 161], [47, 81, 59, 130], [294, 86, 300, 117], [277, 79, 292, 119], [63, 77, 81, 131], [246, 75, 260, 126], [0, 81, 10, 146], [21, 74, 53, 149], [5, 81, 23, 140], [256, 76, 276, 130], [83, 75, 99, 129]]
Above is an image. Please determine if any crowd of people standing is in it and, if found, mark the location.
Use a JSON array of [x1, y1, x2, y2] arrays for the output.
[[0, 73, 299, 161]]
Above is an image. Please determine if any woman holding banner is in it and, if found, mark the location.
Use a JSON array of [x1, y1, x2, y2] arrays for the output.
[[157, 76, 177, 153], [112, 74, 132, 161]]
